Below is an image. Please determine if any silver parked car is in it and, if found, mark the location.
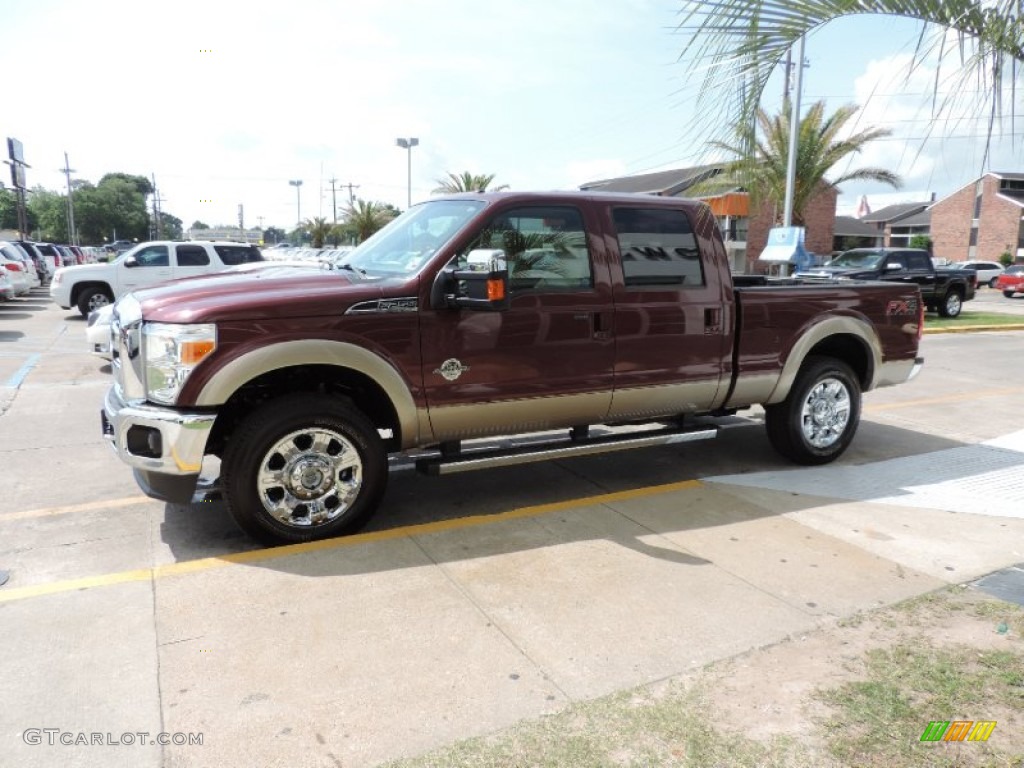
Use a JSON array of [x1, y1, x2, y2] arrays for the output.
[[954, 260, 1004, 288]]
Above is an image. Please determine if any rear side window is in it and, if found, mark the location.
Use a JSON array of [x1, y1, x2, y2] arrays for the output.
[[214, 245, 263, 265], [612, 207, 704, 287], [176, 245, 210, 267]]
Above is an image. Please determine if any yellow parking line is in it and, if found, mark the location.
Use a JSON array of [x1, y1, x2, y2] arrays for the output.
[[0, 479, 703, 604], [0, 496, 154, 523]]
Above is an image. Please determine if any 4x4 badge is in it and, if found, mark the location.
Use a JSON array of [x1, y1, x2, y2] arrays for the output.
[[434, 358, 470, 381]]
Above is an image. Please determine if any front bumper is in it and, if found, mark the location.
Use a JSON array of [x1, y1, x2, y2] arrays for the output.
[[101, 385, 216, 504]]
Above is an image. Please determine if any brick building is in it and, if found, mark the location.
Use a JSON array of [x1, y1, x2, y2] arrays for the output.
[[579, 166, 836, 272], [930, 172, 1024, 263]]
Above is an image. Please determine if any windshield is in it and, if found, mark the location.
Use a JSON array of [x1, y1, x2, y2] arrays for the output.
[[827, 250, 887, 269], [1007, 265, 1024, 275], [341, 200, 486, 277]]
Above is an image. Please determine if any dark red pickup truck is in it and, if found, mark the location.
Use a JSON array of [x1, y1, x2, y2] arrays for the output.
[[102, 192, 923, 544]]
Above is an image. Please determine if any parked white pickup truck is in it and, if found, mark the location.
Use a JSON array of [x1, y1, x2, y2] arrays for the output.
[[50, 240, 264, 316]]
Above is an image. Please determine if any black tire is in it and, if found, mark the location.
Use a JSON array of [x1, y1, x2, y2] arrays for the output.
[[77, 286, 112, 317], [989, 277, 999, 288], [221, 393, 387, 545], [764, 356, 862, 465], [1005, 290, 1017, 299], [938, 289, 963, 318]]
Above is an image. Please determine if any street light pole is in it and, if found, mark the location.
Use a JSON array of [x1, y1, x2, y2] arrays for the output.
[[395, 138, 419, 209], [289, 179, 303, 226]]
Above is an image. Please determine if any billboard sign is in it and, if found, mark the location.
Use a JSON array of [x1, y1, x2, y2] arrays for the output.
[[7, 137, 24, 165]]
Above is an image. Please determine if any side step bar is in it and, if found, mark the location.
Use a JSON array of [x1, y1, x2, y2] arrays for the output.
[[415, 425, 718, 476]]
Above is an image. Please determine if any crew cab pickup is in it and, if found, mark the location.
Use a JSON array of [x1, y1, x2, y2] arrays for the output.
[[101, 192, 924, 544], [796, 247, 975, 318], [50, 240, 264, 316]]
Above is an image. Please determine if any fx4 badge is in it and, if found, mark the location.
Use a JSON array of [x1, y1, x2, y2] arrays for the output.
[[886, 298, 919, 315], [434, 358, 470, 382]]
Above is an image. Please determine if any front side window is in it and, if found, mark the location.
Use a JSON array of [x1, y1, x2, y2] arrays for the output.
[[459, 206, 592, 291], [130, 245, 169, 267], [612, 207, 704, 287]]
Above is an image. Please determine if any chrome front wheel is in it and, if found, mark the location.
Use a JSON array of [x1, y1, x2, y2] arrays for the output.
[[223, 394, 387, 544], [256, 427, 364, 528]]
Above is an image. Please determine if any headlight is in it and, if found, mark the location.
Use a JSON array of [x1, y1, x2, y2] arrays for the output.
[[143, 323, 217, 404]]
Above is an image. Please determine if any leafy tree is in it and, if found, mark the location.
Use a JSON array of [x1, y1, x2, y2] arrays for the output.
[[432, 172, 509, 194], [703, 100, 901, 226], [191, 220, 210, 230], [305, 216, 332, 248], [74, 177, 150, 244], [342, 199, 396, 242], [159, 212, 184, 240], [0, 187, 38, 232], [909, 234, 933, 251], [27, 187, 69, 242], [676, 0, 1024, 160], [99, 173, 154, 197]]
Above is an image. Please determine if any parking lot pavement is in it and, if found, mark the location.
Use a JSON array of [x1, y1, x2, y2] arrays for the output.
[[3, 296, 1024, 767]]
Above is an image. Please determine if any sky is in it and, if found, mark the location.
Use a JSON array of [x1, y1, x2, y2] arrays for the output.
[[1, 0, 1021, 236]]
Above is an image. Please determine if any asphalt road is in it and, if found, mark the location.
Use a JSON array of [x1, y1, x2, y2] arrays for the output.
[[2, 287, 1023, 767]]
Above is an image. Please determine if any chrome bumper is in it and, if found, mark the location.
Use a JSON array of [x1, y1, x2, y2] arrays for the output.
[[102, 385, 216, 503]]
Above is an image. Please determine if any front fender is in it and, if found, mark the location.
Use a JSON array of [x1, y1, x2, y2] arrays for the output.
[[195, 339, 420, 447]]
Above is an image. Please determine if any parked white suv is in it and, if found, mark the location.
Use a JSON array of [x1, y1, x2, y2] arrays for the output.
[[50, 240, 264, 315]]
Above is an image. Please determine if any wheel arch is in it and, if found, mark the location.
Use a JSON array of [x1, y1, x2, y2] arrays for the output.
[[765, 317, 878, 405], [70, 280, 113, 307], [198, 340, 421, 453]]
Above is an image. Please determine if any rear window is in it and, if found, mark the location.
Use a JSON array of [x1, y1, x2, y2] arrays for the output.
[[214, 245, 263, 266]]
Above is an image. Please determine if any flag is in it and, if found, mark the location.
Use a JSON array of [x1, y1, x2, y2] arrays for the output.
[[856, 195, 871, 218]]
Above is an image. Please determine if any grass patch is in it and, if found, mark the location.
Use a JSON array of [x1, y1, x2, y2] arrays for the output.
[[926, 312, 1024, 328], [384, 590, 1023, 768], [381, 682, 817, 768], [817, 642, 1024, 767]]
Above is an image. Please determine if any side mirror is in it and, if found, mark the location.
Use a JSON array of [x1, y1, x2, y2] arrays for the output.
[[443, 249, 509, 311], [123, 255, 138, 268], [884, 262, 903, 272]]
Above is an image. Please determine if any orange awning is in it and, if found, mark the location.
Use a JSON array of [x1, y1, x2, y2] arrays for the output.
[[704, 192, 749, 217]]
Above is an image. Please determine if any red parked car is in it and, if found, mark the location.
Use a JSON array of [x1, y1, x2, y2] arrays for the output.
[[995, 265, 1024, 297]]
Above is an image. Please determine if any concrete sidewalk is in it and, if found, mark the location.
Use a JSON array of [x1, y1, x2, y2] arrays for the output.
[[4, 462, 1024, 767]]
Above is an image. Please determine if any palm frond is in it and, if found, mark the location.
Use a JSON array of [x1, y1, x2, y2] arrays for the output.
[[676, 0, 1024, 162]]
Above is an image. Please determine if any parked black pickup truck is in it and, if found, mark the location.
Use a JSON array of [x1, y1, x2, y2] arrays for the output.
[[796, 247, 975, 318]]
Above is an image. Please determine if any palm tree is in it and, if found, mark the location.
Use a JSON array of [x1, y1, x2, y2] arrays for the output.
[[676, 0, 1024, 162], [705, 100, 902, 226], [432, 172, 509, 194], [304, 216, 332, 248], [343, 200, 395, 243]]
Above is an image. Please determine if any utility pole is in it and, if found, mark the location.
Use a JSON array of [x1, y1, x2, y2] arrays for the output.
[[151, 173, 163, 240], [782, 36, 806, 229], [327, 177, 339, 223], [343, 182, 360, 205], [63, 152, 77, 246]]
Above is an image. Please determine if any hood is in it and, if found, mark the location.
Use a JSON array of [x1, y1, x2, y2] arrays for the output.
[[796, 266, 871, 279], [131, 268, 410, 323]]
